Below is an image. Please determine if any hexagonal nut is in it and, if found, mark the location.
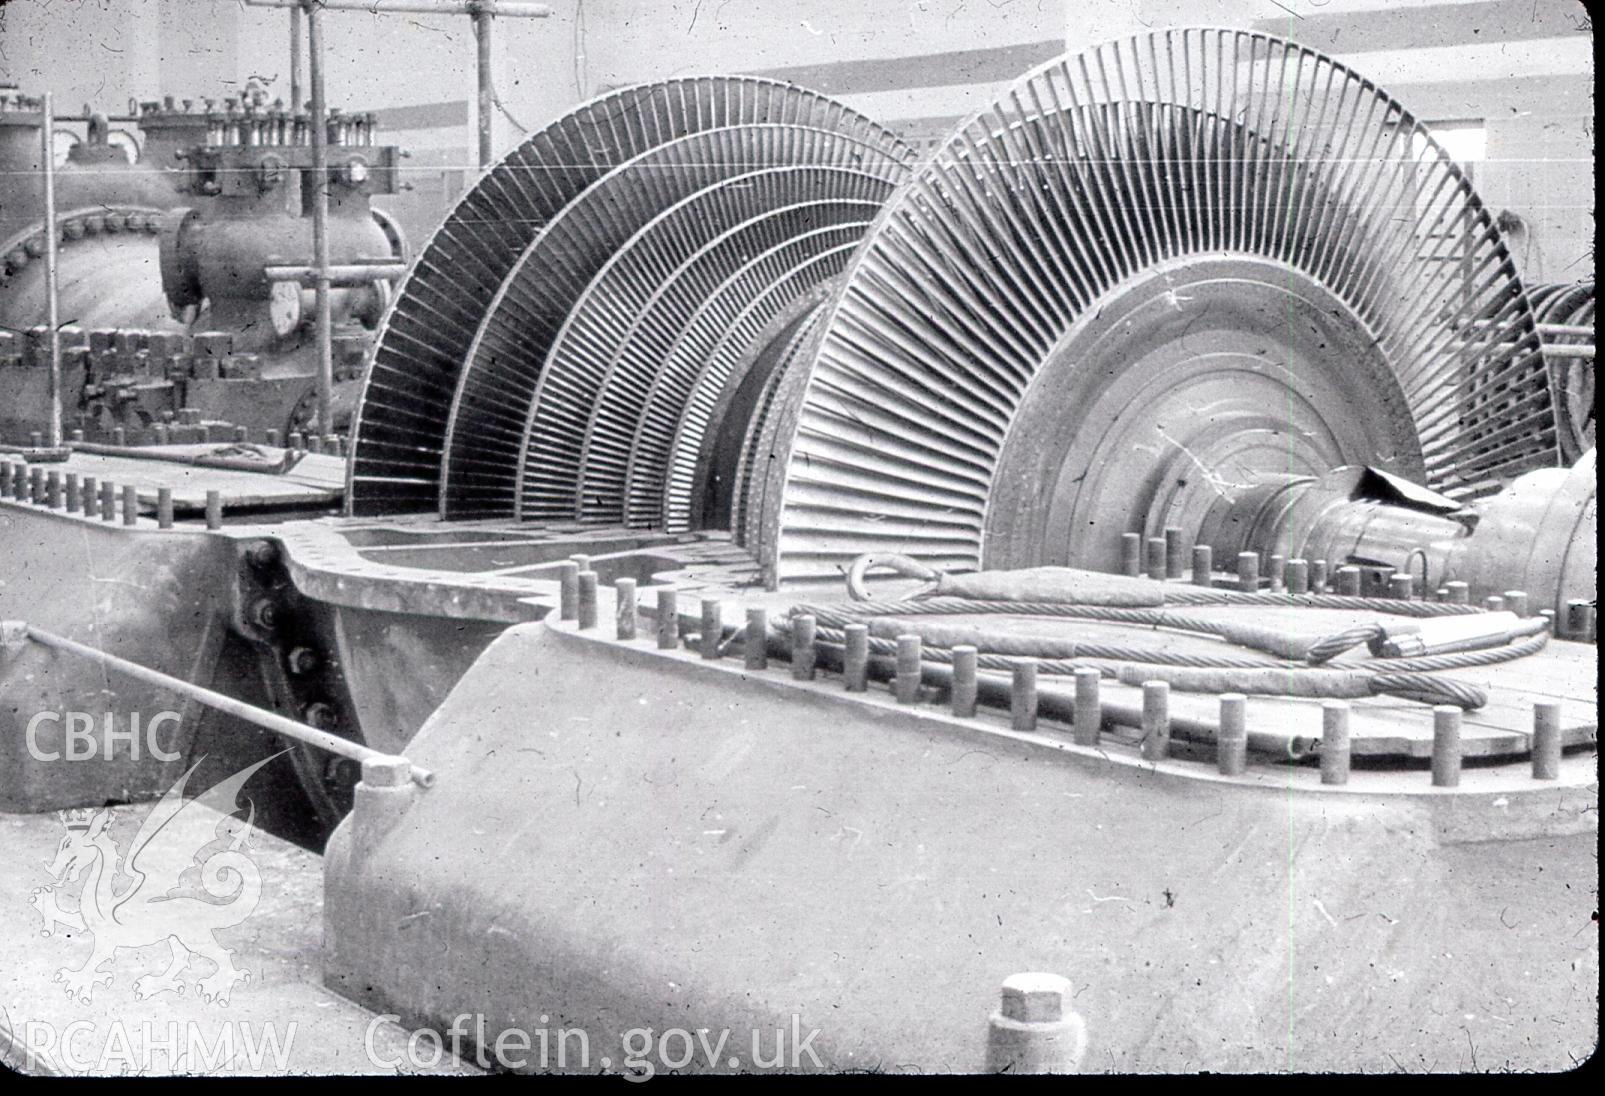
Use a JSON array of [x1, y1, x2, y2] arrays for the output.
[[998, 972, 1071, 1024], [360, 754, 412, 789]]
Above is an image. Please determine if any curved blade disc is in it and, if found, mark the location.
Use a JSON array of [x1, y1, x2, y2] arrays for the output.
[[348, 76, 909, 516], [763, 28, 1550, 585]]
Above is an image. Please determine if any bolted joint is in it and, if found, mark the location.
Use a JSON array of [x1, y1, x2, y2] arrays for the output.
[[1, 620, 29, 652], [286, 646, 320, 675], [245, 539, 280, 570], [303, 701, 339, 730], [353, 753, 420, 848], [985, 972, 1087, 1074], [249, 597, 279, 632]]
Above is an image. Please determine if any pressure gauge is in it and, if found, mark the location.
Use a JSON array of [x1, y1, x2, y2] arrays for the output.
[[268, 279, 303, 337]]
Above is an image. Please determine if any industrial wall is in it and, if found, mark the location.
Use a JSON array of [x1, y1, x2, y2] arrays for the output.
[[1, 0, 1591, 279]]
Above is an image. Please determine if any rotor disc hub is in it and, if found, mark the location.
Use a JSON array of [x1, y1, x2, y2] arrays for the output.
[[983, 258, 1427, 571]]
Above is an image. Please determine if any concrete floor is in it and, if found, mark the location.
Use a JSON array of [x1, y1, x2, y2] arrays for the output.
[[0, 800, 476, 1076]]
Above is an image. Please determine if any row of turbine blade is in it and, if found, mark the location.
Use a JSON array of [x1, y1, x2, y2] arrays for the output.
[[350, 32, 1556, 593], [348, 76, 915, 518], [765, 28, 1556, 583]]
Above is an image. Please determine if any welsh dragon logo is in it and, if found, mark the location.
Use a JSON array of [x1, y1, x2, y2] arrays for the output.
[[27, 754, 282, 1007]]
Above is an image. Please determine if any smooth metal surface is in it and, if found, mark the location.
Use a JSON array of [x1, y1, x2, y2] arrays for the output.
[[763, 30, 1548, 585]]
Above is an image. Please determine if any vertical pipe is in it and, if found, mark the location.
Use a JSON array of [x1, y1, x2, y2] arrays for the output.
[[473, 7, 494, 168], [289, 4, 304, 109], [41, 92, 62, 450], [1191, 545, 1213, 588], [306, 0, 334, 443]]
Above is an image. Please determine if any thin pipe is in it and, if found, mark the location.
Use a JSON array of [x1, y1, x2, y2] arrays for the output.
[[22, 624, 433, 787], [247, 0, 550, 13], [306, 0, 334, 441], [474, 7, 493, 167], [289, 4, 303, 109], [41, 92, 62, 450]]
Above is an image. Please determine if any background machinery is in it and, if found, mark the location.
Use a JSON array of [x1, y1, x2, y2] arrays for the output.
[[0, 87, 406, 447], [0, 28, 1596, 1074]]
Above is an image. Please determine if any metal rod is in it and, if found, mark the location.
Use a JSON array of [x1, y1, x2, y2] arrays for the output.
[[1010, 661, 1038, 731], [950, 644, 977, 716], [1320, 701, 1351, 785], [655, 588, 678, 649], [746, 608, 770, 672], [894, 634, 922, 704], [41, 92, 62, 450], [614, 578, 638, 641], [1531, 701, 1562, 780], [20, 624, 432, 787], [474, 7, 493, 167], [263, 263, 409, 285], [289, 4, 304, 109], [1216, 693, 1247, 776], [247, 0, 551, 14], [305, 0, 334, 444]]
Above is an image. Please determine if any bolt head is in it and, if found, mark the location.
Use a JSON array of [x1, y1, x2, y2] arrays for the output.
[[999, 973, 1071, 1023], [361, 755, 412, 789]]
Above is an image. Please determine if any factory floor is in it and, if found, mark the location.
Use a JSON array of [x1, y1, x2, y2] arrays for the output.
[[0, 800, 476, 1076]]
